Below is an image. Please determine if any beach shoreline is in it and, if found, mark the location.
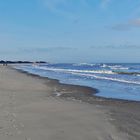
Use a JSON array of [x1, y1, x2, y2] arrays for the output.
[[0, 65, 139, 140], [12, 65, 140, 103], [13, 66, 140, 140]]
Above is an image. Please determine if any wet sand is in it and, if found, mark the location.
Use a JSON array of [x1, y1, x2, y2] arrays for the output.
[[0, 66, 139, 140]]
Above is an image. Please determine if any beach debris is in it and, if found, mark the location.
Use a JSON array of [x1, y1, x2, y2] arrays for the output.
[[53, 92, 62, 97]]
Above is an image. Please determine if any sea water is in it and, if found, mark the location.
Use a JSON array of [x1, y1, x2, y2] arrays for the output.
[[15, 63, 140, 101]]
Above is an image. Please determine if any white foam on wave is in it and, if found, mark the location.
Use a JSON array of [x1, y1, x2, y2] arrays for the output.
[[17, 65, 140, 86], [110, 67, 129, 70], [73, 63, 97, 67], [33, 66, 140, 85], [34, 66, 115, 75], [101, 64, 129, 70], [101, 64, 109, 68], [72, 73, 140, 85]]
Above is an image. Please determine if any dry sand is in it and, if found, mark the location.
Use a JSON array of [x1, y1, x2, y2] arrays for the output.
[[0, 66, 139, 140]]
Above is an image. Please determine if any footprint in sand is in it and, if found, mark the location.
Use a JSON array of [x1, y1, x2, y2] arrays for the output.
[[25, 136, 31, 140]]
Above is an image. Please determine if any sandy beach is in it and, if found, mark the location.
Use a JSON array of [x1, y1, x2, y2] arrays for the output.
[[0, 66, 139, 140]]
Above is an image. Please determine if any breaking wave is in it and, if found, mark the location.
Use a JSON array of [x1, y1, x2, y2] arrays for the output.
[[72, 73, 140, 85], [33, 66, 140, 85], [34, 66, 115, 74], [72, 63, 98, 67], [101, 64, 129, 70]]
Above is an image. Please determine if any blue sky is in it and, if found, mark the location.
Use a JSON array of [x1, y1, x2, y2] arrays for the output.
[[0, 0, 140, 63]]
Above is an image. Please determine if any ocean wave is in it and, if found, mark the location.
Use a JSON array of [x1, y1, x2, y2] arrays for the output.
[[35, 66, 140, 85], [101, 64, 121, 68], [101, 64, 129, 70], [34, 66, 140, 76], [34, 66, 115, 74], [17, 65, 140, 85], [110, 67, 129, 70], [113, 71, 140, 76], [73, 63, 97, 67], [32, 65, 140, 77], [72, 73, 140, 85]]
